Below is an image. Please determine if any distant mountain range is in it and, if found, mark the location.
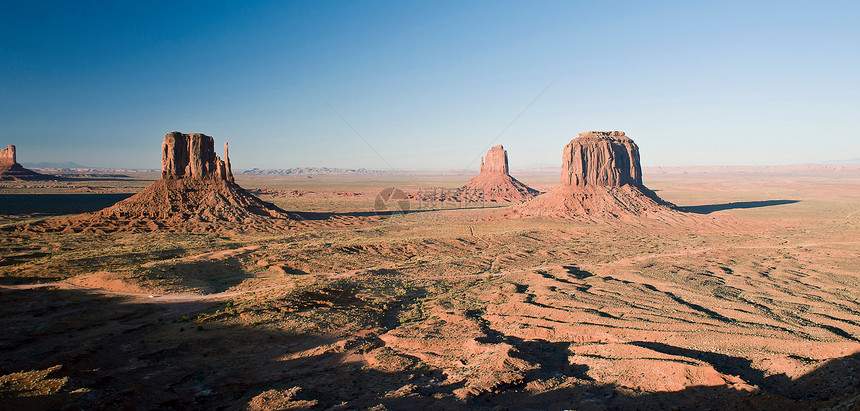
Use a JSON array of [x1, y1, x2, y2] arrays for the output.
[[823, 158, 860, 165], [243, 163, 860, 177], [243, 167, 390, 175], [242, 167, 478, 176], [22, 161, 85, 169], [16, 160, 860, 175]]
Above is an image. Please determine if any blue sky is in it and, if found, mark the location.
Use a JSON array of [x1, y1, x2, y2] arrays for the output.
[[1, 1, 858, 169]]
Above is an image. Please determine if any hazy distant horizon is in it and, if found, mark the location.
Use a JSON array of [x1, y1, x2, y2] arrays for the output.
[[23, 158, 860, 173], [16, 143, 860, 171], [3, 1, 858, 170]]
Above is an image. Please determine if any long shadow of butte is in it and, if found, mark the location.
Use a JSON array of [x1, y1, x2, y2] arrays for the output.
[[683, 199, 799, 214]]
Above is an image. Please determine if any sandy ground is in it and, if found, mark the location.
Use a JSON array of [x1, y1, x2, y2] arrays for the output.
[[0, 169, 859, 410]]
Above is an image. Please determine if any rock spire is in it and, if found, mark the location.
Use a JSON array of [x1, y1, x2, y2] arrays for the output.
[[480, 145, 509, 175]]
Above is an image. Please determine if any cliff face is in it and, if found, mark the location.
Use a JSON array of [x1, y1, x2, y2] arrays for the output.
[[162, 132, 233, 182], [480, 145, 509, 175], [561, 131, 642, 187], [0, 145, 16, 167]]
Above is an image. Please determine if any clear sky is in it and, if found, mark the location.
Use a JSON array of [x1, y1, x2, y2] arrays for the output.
[[1, 1, 858, 169]]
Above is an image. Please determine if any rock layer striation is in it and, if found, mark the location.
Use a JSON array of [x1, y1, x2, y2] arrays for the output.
[[562, 131, 641, 187]]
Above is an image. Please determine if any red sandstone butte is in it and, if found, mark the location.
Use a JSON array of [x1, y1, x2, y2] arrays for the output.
[[561, 131, 641, 187], [513, 132, 677, 220], [162, 132, 234, 182], [0, 144, 51, 181], [53, 132, 291, 232], [460, 145, 539, 202], [0, 145, 16, 167]]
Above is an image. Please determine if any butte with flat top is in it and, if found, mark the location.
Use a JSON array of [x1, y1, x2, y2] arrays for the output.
[[514, 131, 678, 220]]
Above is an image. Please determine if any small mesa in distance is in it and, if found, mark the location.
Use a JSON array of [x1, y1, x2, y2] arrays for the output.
[[459, 145, 540, 202]]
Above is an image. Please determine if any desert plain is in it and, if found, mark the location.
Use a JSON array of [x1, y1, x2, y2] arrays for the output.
[[1, 165, 859, 410]]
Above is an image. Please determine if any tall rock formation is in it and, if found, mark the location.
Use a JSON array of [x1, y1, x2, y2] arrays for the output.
[[481, 145, 510, 174], [0, 144, 52, 181], [457, 145, 539, 202], [561, 131, 641, 187], [162, 132, 234, 182], [1, 145, 16, 167], [513, 131, 677, 220], [43, 132, 292, 233]]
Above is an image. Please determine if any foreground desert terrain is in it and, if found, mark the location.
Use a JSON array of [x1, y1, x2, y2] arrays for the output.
[[1, 167, 859, 410]]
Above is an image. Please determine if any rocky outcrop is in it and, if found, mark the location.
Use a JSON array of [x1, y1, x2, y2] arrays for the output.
[[513, 132, 677, 220], [561, 131, 641, 187], [456, 145, 539, 202], [38, 132, 292, 233], [481, 145, 509, 174], [1, 145, 16, 167], [162, 132, 234, 182], [0, 145, 52, 181], [222, 142, 233, 181]]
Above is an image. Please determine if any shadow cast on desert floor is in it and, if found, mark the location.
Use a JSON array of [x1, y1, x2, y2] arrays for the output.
[[682, 199, 799, 214], [0, 193, 134, 216], [1, 286, 857, 410], [293, 204, 507, 220]]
